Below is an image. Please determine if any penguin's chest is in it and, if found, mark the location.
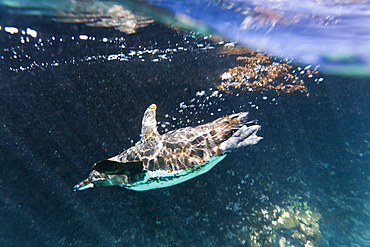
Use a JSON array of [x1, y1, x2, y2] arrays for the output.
[[125, 154, 227, 191]]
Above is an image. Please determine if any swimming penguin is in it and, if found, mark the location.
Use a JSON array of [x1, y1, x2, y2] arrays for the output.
[[74, 104, 262, 191]]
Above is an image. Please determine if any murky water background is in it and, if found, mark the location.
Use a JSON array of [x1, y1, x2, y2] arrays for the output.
[[1, 9, 369, 247]]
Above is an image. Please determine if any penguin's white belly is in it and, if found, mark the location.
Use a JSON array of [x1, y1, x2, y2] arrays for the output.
[[126, 155, 227, 191]]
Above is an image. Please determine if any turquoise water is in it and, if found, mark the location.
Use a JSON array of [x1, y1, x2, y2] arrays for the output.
[[0, 4, 369, 247]]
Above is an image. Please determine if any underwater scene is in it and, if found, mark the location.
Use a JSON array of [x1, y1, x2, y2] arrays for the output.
[[1, 1, 370, 246]]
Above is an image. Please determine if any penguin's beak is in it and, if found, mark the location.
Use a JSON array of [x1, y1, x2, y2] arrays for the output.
[[73, 179, 94, 191]]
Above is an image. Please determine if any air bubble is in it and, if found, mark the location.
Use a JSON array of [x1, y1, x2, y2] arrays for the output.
[[79, 35, 88, 40], [4, 26, 18, 34]]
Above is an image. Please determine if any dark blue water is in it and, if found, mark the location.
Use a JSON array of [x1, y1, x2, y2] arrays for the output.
[[1, 13, 369, 247]]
